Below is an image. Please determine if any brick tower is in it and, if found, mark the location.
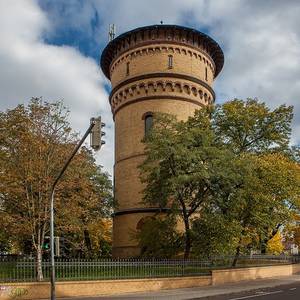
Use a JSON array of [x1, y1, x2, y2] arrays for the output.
[[100, 25, 224, 258]]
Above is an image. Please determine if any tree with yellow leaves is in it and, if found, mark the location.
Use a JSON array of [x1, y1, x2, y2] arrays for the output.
[[267, 231, 284, 255], [0, 98, 112, 280]]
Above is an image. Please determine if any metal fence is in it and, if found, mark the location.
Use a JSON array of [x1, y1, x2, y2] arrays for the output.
[[0, 255, 299, 283]]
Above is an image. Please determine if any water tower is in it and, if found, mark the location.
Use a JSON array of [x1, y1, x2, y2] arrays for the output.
[[100, 24, 224, 257]]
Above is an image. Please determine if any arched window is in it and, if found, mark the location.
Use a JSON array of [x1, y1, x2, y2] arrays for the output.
[[144, 114, 153, 137], [168, 55, 173, 69], [136, 217, 146, 230]]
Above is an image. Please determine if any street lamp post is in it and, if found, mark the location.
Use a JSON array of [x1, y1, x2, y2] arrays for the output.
[[50, 117, 105, 300]]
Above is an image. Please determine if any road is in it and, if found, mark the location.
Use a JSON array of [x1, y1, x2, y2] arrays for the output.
[[194, 282, 300, 299], [55, 275, 300, 300]]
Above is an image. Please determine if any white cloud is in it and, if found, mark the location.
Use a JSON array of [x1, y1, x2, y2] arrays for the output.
[[0, 0, 114, 175], [89, 0, 300, 144], [1, 0, 300, 182], [209, 1, 300, 145]]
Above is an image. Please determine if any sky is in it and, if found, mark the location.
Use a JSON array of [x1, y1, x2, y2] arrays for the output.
[[0, 0, 300, 177]]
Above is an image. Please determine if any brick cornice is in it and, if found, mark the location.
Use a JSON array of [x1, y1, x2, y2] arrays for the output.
[[100, 24, 224, 79]]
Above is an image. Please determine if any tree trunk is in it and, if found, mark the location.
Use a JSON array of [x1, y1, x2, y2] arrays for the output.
[[183, 216, 191, 259], [261, 239, 268, 254], [232, 245, 241, 267], [84, 229, 92, 257], [36, 244, 44, 281], [184, 229, 191, 259]]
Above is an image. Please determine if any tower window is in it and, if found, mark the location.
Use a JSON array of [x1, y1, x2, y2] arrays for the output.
[[168, 55, 173, 69], [205, 67, 208, 81], [126, 62, 130, 76], [144, 114, 153, 137]]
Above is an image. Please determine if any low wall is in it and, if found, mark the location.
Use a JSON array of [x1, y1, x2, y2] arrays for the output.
[[0, 276, 211, 300], [212, 263, 300, 285], [1, 264, 300, 300]]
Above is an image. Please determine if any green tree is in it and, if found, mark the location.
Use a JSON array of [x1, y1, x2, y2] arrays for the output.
[[140, 99, 299, 261], [140, 110, 234, 258], [212, 99, 298, 260], [224, 152, 299, 265], [192, 211, 240, 258], [213, 98, 293, 154]]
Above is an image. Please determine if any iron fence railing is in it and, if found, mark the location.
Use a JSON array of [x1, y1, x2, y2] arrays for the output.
[[0, 255, 299, 283]]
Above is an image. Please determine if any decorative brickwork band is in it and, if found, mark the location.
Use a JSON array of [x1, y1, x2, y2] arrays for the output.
[[109, 73, 214, 115], [110, 73, 215, 103]]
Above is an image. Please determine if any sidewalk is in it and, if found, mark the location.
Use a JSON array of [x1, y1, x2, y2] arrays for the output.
[[55, 275, 300, 300]]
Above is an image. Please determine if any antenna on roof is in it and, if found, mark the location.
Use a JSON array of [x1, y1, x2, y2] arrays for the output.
[[108, 24, 116, 42]]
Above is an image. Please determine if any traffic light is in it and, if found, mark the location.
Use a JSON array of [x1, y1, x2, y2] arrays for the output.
[[90, 117, 105, 151], [42, 236, 62, 256], [42, 236, 50, 251]]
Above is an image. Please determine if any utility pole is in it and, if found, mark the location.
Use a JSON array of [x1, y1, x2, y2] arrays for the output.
[[50, 117, 105, 300]]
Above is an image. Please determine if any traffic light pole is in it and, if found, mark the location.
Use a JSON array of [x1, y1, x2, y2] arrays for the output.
[[50, 121, 96, 300]]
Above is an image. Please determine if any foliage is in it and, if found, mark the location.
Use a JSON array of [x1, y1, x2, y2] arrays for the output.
[[139, 98, 299, 260], [213, 98, 293, 153], [55, 147, 113, 258], [282, 214, 300, 249], [192, 212, 240, 258], [0, 229, 11, 254], [140, 109, 233, 258], [0, 98, 113, 279], [267, 232, 284, 255], [293, 226, 300, 248], [214, 99, 298, 257], [135, 216, 183, 258]]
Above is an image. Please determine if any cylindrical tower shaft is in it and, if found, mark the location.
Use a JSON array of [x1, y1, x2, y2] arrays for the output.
[[100, 25, 224, 258]]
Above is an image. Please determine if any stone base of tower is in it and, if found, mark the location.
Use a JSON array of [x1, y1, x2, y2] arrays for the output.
[[112, 213, 144, 258], [112, 209, 171, 258]]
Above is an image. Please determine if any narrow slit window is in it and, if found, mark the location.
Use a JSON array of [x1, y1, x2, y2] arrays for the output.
[[126, 62, 130, 76], [168, 55, 173, 69], [205, 67, 208, 81], [145, 114, 153, 137]]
